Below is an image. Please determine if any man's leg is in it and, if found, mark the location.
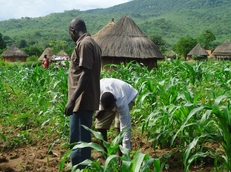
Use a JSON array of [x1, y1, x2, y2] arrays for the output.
[[95, 110, 116, 158], [114, 113, 123, 156], [115, 127, 122, 156], [97, 128, 108, 158], [97, 128, 108, 142], [70, 110, 93, 169]]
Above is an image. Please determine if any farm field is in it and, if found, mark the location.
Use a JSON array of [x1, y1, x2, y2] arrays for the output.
[[0, 60, 231, 171]]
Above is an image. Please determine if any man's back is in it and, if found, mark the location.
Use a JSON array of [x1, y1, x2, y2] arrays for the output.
[[100, 78, 138, 107]]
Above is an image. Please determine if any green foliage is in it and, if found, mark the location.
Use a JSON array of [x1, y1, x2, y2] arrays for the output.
[[0, 32, 6, 49], [0, 62, 69, 148], [26, 55, 39, 62], [2, 60, 231, 171], [205, 96, 231, 170], [18, 39, 27, 48], [59, 126, 157, 172], [149, 34, 166, 53], [2, 35, 13, 45], [172, 36, 197, 59], [22, 45, 43, 56], [48, 40, 69, 54], [0, 133, 6, 143], [197, 30, 216, 49], [0, 0, 231, 51]]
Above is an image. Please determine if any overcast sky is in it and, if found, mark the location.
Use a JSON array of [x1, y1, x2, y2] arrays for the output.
[[0, 0, 131, 21]]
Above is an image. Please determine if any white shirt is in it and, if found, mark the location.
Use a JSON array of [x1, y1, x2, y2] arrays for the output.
[[100, 78, 138, 149]]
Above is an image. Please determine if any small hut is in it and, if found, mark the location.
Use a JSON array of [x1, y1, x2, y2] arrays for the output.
[[56, 50, 68, 57], [94, 16, 164, 70], [38, 47, 54, 61], [211, 40, 231, 60], [187, 43, 209, 61], [1, 44, 28, 62], [166, 50, 178, 59]]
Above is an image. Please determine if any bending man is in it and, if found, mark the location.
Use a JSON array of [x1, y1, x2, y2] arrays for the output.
[[95, 78, 138, 152]]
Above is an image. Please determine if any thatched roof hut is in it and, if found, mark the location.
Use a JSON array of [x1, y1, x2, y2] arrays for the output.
[[56, 50, 68, 56], [211, 40, 231, 60], [94, 16, 164, 70], [92, 18, 115, 40], [1, 44, 28, 62], [38, 47, 54, 61], [167, 50, 177, 59], [187, 43, 209, 60]]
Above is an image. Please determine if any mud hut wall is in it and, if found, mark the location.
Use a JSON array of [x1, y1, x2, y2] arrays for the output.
[[101, 56, 157, 70], [216, 55, 231, 61], [3, 56, 27, 62]]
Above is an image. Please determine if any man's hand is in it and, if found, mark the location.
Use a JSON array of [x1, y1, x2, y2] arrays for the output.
[[94, 110, 105, 119], [64, 100, 75, 116]]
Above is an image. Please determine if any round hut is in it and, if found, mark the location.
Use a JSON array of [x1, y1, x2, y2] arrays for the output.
[[1, 44, 28, 62], [211, 40, 231, 60], [56, 50, 68, 57], [167, 50, 178, 59], [187, 43, 209, 61], [94, 16, 164, 70], [38, 47, 54, 61]]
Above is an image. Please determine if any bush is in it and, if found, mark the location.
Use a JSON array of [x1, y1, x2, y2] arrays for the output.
[[26, 55, 39, 62]]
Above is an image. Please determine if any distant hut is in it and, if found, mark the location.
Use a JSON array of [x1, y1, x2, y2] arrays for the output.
[[94, 16, 164, 70], [187, 43, 209, 61], [56, 50, 68, 57], [92, 18, 115, 40], [166, 50, 177, 59], [1, 44, 28, 62], [211, 40, 231, 60], [38, 47, 54, 61]]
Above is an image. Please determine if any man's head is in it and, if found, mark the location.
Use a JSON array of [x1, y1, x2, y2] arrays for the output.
[[101, 92, 116, 110], [69, 18, 87, 42], [44, 54, 47, 58]]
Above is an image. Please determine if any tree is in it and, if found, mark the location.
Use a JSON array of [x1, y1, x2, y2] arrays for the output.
[[22, 45, 43, 56], [48, 40, 68, 53], [18, 39, 27, 48], [0, 33, 6, 50], [150, 34, 166, 53], [172, 36, 197, 60], [3, 35, 13, 46], [197, 30, 216, 48]]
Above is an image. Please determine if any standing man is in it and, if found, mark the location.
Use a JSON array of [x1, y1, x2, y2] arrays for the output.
[[94, 78, 138, 154], [42, 54, 50, 68], [64, 18, 101, 169]]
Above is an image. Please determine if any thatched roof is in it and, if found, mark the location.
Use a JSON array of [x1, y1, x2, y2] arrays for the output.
[[56, 50, 68, 56], [167, 50, 177, 57], [38, 47, 54, 60], [92, 18, 115, 40], [188, 43, 209, 56], [95, 16, 164, 59], [212, 40, 231, 56], [1, 44, 28, 57]]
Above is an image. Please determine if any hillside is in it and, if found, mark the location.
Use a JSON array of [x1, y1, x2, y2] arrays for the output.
[[0, 0, 231, 52]]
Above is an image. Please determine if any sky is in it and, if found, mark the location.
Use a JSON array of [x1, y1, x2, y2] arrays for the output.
[[0, 0, 131, 21]]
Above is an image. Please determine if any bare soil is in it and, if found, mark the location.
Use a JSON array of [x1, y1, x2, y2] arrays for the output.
[[0, 129, 217, 172]]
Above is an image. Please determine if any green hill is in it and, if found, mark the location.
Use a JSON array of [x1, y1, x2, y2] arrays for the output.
[[0, 0, 231, 52]]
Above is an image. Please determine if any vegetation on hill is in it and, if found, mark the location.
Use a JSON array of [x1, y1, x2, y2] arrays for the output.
[[0, 0, 231, 56]]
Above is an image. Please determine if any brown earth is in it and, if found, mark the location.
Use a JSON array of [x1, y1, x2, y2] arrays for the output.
[[0, 129, 217, 172]]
